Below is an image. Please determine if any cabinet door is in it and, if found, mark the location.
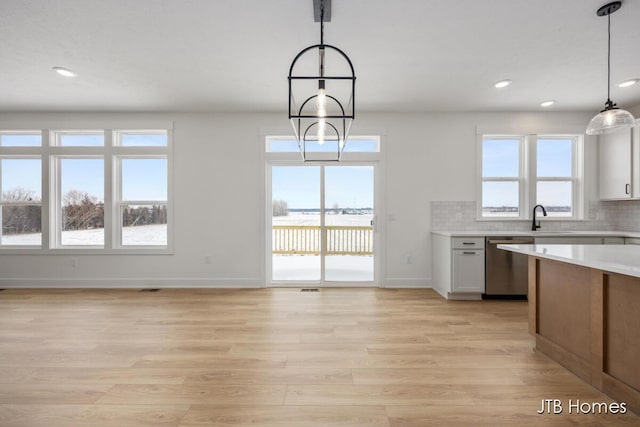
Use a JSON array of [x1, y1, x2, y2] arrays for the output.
[[599, 127, 632, 200], [452, 250, 485, 292]]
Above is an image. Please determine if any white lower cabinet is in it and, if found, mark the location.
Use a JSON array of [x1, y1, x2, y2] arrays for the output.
[[452, 249, 485, 293], [433, 233, 634, 301], [432, 234, 484, 300]]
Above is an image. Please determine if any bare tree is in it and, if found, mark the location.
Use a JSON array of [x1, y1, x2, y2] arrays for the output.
[[1, 188, 41, 235], [2, 187, 39, 202], [62, 190, 103, 230], [273, 199, 289, 217]]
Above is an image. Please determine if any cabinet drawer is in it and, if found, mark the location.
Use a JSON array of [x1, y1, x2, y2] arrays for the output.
[[534, 237, 603, 244], [603, 237, 625, 244], [452, 237, 484, 250]]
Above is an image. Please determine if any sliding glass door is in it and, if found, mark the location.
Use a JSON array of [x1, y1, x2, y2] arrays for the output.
[[271, 166, 321, 281], [270, 164, 375, 284], [324, 166, 374, 281]]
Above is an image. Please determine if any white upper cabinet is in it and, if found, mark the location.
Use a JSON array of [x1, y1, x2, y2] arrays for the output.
[[633, 120, 640, 198], [599, 126, 633, 200]]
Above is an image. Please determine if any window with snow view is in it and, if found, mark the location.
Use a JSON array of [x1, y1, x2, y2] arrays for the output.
[[118, 157, 168, 246], [480, 134, 582, 220], [0, 128, 171, 252], [58, 157, 105, 246], [0, 157, 42, 246]]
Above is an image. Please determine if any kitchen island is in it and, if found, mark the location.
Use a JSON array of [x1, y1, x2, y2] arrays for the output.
[[499, 244, 640, 414]]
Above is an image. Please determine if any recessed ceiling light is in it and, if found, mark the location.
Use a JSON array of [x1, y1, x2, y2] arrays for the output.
[[540, 100, 556, 107], [494, 79, 512, 89], [618, 79, 638, 88], [52, 67, 77, 77]]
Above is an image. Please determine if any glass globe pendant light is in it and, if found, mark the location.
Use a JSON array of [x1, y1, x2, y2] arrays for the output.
[[586, 1, 635, 135]]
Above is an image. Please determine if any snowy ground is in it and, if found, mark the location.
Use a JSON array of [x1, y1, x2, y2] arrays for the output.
[[273, 213, 373, 226], [272, 214, 374, 281], [273, 254, 373, 282], [2, 224, 167, 246]]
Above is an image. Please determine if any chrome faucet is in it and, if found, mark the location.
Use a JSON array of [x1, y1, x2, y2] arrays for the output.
[[531, 205, 547, 231]]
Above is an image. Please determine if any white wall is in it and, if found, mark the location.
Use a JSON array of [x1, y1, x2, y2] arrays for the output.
[[0, 110, 595, 288]]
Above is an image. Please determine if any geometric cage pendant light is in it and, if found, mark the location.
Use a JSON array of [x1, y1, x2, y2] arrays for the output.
[[586, 1, 635, 135], [288, 0, 356, 161]]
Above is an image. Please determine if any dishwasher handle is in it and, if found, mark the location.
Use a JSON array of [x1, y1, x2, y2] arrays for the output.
[[487, 239, 535, 245]]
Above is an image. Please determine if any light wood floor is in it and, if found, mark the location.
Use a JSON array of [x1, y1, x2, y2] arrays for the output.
[[0, 288, 637, 426]]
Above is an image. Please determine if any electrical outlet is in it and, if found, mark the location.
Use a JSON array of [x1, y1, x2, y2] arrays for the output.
[[71, 258, 78, 268], [205, 255, 212, 264], [406, 255, 412, 264]]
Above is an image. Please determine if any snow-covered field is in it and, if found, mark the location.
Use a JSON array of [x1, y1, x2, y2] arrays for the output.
[[2, 216, 368, 246], [273, 213, 372, 226], [2, 224, 167, 246]]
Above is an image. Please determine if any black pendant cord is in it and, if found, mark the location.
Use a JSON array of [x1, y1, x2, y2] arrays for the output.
[[319, 0, 325, 80], [320, 1, 324, 45], [607, 13, 611, 104]]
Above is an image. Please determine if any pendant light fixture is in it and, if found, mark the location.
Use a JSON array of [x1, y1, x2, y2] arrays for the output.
[[288, 0, 356, 161], [586, 1, 635, 135]]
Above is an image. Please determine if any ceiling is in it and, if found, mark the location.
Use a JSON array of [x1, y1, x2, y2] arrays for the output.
[[1, 0, 639, 113]]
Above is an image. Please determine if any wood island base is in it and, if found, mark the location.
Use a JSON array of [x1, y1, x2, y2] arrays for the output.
[[528, 256, 640, 415]]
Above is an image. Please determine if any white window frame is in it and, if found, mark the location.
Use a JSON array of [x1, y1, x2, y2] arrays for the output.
[[52, 154, 106, 248], [114, 154, 169, 249], [265, 135, 381, 162], [53, 130, 105, 147], [0, 126, 173, 254], [530, 135, 582, 219], [478, 134, 584, 220], [0, 155, 43, 247], [477, 135, 527, 219], [263, 135, 385, 287]]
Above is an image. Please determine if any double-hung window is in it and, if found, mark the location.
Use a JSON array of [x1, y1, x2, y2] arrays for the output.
[[534, 136, 578, 217], [480, 136, 523, 217], [480, 134, 582, 219], [0, 127, 171, 252], [0, 131, 43, 246], [0, 132, 43, 246], [117, 156, 168, 246]]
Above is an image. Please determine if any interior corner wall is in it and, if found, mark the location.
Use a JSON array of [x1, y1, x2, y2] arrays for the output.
[[0, 110, 594, 288]]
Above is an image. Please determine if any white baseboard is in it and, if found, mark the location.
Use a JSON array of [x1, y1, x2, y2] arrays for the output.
[[383, 278, 431, 288], [0, 278, 264, 289], [0, 277, 433, 289]]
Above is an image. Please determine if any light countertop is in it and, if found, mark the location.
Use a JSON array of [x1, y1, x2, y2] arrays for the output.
[[432, 230, 640, 238], [497, 244, 640, 279]]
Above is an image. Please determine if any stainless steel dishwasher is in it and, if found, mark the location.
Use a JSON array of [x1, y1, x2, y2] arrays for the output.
[[484, 236, 534, 298]]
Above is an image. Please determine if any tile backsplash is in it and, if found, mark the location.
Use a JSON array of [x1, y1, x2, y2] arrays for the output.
[[431, 200, 640, 232], [598, 200, 640, 231]]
